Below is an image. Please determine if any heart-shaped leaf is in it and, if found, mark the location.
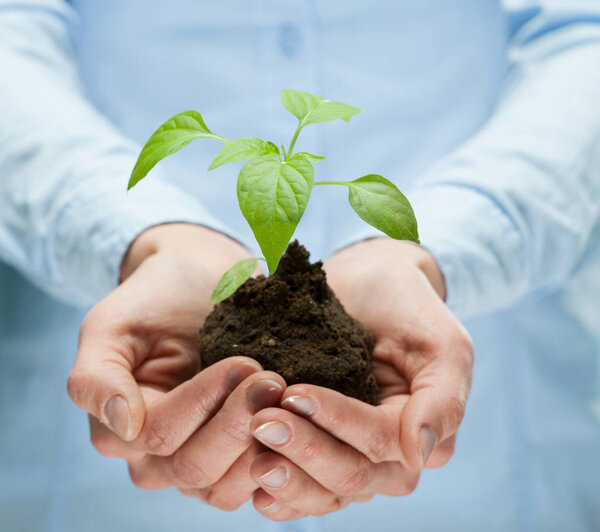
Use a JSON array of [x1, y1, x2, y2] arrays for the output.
[[347, 174, 419, 243], [210, 258, 259, 304], [208, 138, 280, 171], [281, 89, 361, 127], [128, 111, 225, 189], [237, 157, 314, 273]]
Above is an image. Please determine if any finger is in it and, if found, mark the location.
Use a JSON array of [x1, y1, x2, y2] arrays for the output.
[[127, 453, 174, 490], [250, 408, 418, 497], [88, 415, 144, 461], [399, 331, 473, 468], [68, 309, 147, 441], [162, 442, 264, 512], [136, 443, 264, 507], [253, 489, 306, 521], [251, 452, 351, 516], [352, 493, 375, 503], [199, 441, 265, 511], [135, 357, 261, 455], [280, 384, 408, 464], [84, 357, 262, 456], [169, 371, 286, 488], [123, 372, 284, 490]]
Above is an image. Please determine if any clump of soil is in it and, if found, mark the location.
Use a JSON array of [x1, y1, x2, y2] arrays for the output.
[[199, 241, 379, 404]]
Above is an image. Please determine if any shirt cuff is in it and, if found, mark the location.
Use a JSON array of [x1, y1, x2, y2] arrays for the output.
[[53, 169, 237, 307], [409, 182, 525, 319], [336, 182, 525, 320]]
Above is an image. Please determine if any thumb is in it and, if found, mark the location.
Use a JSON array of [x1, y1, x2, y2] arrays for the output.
[[67, 318, 145, 442], [400, 343, 473, 469]]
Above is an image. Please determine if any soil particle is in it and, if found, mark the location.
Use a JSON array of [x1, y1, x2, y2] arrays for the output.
[[199, 241, 379, 404]]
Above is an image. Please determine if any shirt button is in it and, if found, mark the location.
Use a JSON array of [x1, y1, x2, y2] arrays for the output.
[[278, 22, 301, 57]]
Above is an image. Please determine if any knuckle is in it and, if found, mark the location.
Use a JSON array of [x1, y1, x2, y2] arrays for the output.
[[221, 418, 251, 445], [364, 429, 396, 463], [143, 424, 178, 456], [204, 488, 242, 512], [334, 464, 371, 496], [192, 390, 220, 422], [294, 439, 322, 464], [310, 496, 344, 516], [172, 451, 212, 487], [325, 411, 349, 433]]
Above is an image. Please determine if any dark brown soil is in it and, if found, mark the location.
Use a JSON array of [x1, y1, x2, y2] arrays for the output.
[[199, 241, 379, 404]]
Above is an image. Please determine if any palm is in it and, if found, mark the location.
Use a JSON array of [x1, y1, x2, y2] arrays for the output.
[[327, 263, 436, 404], [88, 254, 216, 395]]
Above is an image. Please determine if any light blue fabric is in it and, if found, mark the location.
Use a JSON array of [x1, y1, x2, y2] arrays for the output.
[[1, 1, 599, 531]]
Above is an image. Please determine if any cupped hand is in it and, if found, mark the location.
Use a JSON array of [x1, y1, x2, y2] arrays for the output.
[[246, 238, 474, 520], [67, 224, 281, 510]]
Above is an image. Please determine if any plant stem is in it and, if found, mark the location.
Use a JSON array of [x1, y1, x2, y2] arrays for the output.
[[286, 121, 303, 160], [280, 144, 287, 160], [314, 181, 350, 186]]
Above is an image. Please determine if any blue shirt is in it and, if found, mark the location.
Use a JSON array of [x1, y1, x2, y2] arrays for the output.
[[1, 1, 600, 531]]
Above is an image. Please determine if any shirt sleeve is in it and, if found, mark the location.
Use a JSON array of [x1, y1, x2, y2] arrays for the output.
[[348, 1, 600, 320], [0, 1, 234, 307]]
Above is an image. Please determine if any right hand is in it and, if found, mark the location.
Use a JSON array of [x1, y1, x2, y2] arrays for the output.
[[67, 224, 283, 510]]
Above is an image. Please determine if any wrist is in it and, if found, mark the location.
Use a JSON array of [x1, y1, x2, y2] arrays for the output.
[[403, 242, 447, 301], [120, 223, 252, 282], [326, 238, 447, 301]]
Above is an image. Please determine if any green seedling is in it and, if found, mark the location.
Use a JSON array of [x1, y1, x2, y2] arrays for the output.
[[129, 89, 419, 304]]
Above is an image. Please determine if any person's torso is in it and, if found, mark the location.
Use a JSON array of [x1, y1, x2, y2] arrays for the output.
[[2, 1, 599, 530]]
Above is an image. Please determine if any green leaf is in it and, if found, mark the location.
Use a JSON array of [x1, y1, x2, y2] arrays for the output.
[[290, 152, 325, 162], [237, 157, 314, 273], [208, 138, 280, 171], [210, 258, 259, 304], [128, 111, 225, 189], [280, 89, 361, 127], [346, 175, 419, 243]]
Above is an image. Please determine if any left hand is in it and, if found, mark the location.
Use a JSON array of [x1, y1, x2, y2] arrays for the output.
[[246, 238, 474, 520], [68, 224, 278, 511]]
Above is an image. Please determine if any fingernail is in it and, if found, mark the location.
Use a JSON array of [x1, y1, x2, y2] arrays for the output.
[[104, 395, 131, 440], [420, 426, 437, 467], [247, 379, 284, 413], [262, 500, 282, 513], [281, 395, 316, 416], [227, 362, 261, 392], [253, 421, 291, 446], [258, 466, 289, 489]]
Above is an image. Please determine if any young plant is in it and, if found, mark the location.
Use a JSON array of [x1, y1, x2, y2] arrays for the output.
[[128, 89, 419, 303]]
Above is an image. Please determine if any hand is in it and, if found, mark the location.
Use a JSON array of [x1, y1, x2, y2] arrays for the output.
[[67, 224, 282, 510], [245, 238, 473, 520]]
